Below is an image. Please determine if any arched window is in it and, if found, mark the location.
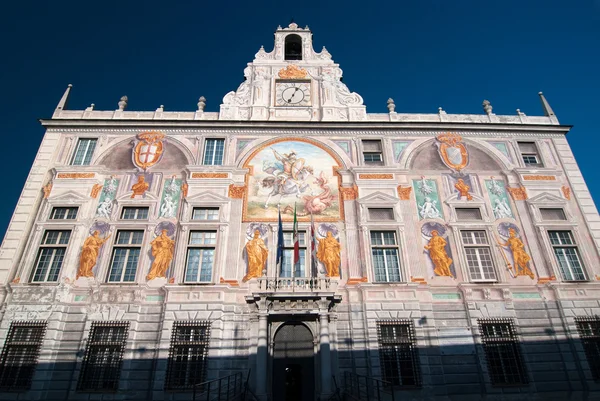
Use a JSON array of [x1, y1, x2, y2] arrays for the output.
[[284, 34, 302, 60]]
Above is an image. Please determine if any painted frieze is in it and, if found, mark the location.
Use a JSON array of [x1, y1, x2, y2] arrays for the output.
[[485, 178, 514, 219], [95, 177, 119, 218], [159, 176, 182, 219], [413, 177, 444, 220], [244, 139, 341, 221]]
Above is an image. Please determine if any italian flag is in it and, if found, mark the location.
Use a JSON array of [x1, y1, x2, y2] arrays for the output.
[[293, 204, 300, 275]]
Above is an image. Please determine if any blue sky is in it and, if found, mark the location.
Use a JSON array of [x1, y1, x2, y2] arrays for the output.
[[0, 1, 599, 238]]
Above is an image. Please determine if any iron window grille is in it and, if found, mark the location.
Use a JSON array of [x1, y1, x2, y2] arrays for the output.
[[71, 138, 98, 166], [461, 230, 497, 282], [165, 321, 211, 390], [192, 207, 220, 221], [575, 316, 600, 381], [121, 207, 149, 220], [362, 140, 383, 165], [548, 230, 586, 281], [31, 230, 71, 282], [518, 142, 542, 167], [50, 207, 78, 220], [280, 231, 306, 278], [478, 319, 528, 386], [371, 231, 401, 282], [203, 139, 225, 166], [0, 321, 47, 391], [77, 321, 129, 392], [376, 320, 421, 387], [107, 230, 144, 282], [185, 231, 217, 283]]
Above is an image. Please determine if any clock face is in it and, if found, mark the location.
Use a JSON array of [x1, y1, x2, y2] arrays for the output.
[[275, 81, 311, 106]]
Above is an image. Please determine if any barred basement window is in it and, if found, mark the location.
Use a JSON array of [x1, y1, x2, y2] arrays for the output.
[[540, 208, 567, 221], [77, 321, 129, 392], [377, 320, 421, 387], [456, 208, 482, 221], [165, 321, 211, 390], [50, 206, 78, 220], [368, 208, 394, 221], [478, 319, 527, 386], [0, 321, 46, 391], [575, 316, 600, 380]]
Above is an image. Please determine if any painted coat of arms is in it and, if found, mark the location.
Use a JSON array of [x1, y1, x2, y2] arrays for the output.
[[244, 140, 341, 221], [133, 131, 165, 170], [436, 133, 468, 172]]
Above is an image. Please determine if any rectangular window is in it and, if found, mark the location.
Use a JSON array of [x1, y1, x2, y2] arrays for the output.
[[478, 319, 527, 386], [191, 207, 219, 221], [540, 208, 567, 221], [461, 230, 496, 281], [0, 321, 46, 391], [50, 207, 78, 220], [575, 317, 600, 381], [203, 138, 225, 166], [377, 320, 421, 387], [548, 230, 586, 281], [518, 142, 542, 167], [368, 208, 394, 221], [77, 321, 129, 392], [280, 231, 306, 278], [121, 207, 149, 220], [185, 231, 216, 283], [371, 231, 401, 282], [165, 321, 211, 390], [456, 208, 482, 221], [362, 140, 383, 165], [71, 138, 98, 166], [107, 231, 143, 282], [31, 230, 71, 282]]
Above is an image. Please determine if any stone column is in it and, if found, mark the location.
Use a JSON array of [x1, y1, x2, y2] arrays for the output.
[[255, 312, 268, 399], [320, 312, 332, 396]]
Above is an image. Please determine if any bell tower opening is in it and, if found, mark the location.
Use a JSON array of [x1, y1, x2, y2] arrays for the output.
[[284, 34, 302, 60]]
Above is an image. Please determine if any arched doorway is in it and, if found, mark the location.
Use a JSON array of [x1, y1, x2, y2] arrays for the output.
[[272, 322, 315, 401]]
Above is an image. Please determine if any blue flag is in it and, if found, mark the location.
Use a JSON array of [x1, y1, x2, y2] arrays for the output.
[[276, 208, 284, 271]]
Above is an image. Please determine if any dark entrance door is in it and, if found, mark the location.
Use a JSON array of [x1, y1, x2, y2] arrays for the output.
[[272, 322, 315, 401]]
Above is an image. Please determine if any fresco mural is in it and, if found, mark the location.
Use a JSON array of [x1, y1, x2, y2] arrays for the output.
[[485, 178, 514, 219], [392, 141, 411, 162], [95, 177, 119, 218], [421, 222, 455, 278], [244, 140, 341, 221], [159, 176, 182, 219], [412, 177, 444, 220]]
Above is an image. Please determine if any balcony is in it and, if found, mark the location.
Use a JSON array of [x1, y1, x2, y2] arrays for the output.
[[254, 277, 338, 293]]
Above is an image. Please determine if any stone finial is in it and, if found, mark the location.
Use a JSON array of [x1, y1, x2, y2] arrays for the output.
[[118, 96, 128, 111], [54, 84, 73, 116], [85, 103, 95, 111], [156, 105, 164, 112], [483, 99, 493, 115], [538, 91, 556, 117], [197, 96, 206, 112], [438, 107, 447, 115], [387, 98, 396, 113], [516, 109, 526, 116]]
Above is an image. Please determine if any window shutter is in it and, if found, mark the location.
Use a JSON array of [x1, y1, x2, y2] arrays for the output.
[[540, 208, 566, 221], [362, 140, 382, 152], [456, 208, 482, 221], [518, 142, 537, 153], [368, 208, 394, 221]]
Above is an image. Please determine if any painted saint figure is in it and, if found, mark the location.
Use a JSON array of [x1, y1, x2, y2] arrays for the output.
[[493, 199, 513, 219], [160, 194, 176, 218], [419, 197, 441, 219], [317, 231, 341, 277], [498, 228, 534, 279], [147, 229, 175, 280], [131, 175, 149, 198], [454, 178, 473, 201], [77, 231, 111, 279], [243, 230, 269, 282], [424, 230, 454, 277], [96, 197, 113, 218]]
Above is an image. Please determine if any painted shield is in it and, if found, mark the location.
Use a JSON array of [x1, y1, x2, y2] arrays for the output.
[[436, 133, 468, 171], [133, 131, 165, 170], [291, 158, 306, 180]]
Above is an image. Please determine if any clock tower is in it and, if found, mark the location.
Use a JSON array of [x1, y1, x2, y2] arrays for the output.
[[219, 22, 367, 121]]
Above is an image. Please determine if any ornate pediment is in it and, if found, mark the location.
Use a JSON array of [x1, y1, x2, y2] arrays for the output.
[[527, 191, 566, 205], [357, 191, 399, 205]]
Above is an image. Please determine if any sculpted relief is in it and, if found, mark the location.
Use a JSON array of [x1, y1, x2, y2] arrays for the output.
[[244, 140, 341, 221]]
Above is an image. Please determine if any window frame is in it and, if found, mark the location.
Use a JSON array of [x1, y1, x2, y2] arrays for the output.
[[280, 230, 307, 278], [460, 230, 497, 282], [517, 141, 543, 168], [361, 139, 384, 166], [0, 321, 47, 391], [202, 138, 225, 166], [120, 206, 150, 220], [30, 229, 72, 283], [191, 207, 220, 221], [575, 316, 600, 381], [106, 230, 144, 283], [370, 230, 402, 283], [184, 231, 217, 284], [478, 318, 528, 386], [539, 207, 567, 221], [77, 321, 129, 392], [455, 207, 483, 221], [376, 320, 421, 388], [547, 230, 587, 282], [165, 321, 211, 391], [70, 138, 98, 166], [49, 206, 78, 220]]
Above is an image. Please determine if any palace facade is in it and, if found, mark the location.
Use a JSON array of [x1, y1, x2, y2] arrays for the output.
[[1, 22, 600, 401]]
